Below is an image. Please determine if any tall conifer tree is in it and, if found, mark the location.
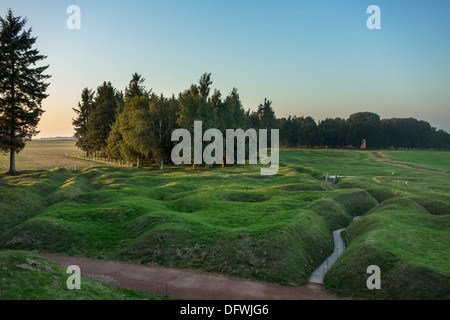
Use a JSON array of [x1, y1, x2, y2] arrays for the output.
[[0, 9, 50, 174], [72, 88, 94, 156]]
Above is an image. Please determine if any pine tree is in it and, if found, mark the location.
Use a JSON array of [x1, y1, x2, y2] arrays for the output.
[[105, 120, 123, 160], [177, 73, 217, 169], [257, 98, 277, 129], [72, 88, 94, 156], [118, 95, 153, 167], [124, 73, 150, 102], [105, 73, 151, 164], [0, 9, 50, 174], [148, 94, 179, 169], [85, 82, 118, 155]]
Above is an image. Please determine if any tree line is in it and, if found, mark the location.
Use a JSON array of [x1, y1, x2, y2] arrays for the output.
[[73, 72, 450, 168], [280, 113, 450, 150]]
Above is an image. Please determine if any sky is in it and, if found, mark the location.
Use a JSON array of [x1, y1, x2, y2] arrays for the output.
[[1, 0, 449, 137]]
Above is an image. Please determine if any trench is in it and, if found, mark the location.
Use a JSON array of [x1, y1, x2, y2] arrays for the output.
[[308, 216, 362, 284]]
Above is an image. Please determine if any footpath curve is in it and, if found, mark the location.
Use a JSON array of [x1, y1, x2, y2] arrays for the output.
[[41, 253, 345, 300]]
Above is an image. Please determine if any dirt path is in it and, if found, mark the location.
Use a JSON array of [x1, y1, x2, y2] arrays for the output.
[[41, 253, 345, 300]]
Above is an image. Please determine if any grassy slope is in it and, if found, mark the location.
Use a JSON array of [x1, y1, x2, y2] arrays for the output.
[[0, 250, 165, 300], [324, 197, 450, 299], [0, 165, 377, 286], [1, 145, 448, 299], [281, 149, 450, 299]]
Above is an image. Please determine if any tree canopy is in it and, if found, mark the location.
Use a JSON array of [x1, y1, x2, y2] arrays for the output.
[[0, 9, 50, 174], [73, 73, 450, 168]]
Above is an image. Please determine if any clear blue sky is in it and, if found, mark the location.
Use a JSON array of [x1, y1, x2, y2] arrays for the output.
[[1, 0, 449, 137]]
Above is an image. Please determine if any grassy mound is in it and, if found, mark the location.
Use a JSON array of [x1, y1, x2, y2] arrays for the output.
[[325, 197, 450, 299], [2, 147, 449, 299], [337, 179, 405, 203], [0, 250, 165, 300], [0, 168, 73, 234], [406, 195, 450, 215], [330, 189, 379, 216], [0, 165, 379, 286]]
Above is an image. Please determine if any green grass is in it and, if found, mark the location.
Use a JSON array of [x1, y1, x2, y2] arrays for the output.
[[0, 139, 93, 172], [324, 197, 450, 299], [1, 142, 449, 299], [281, 148, 450, 205], [383, 150, 450, 171], [0, 250, 167, 300], [0, 164, 379, 286]]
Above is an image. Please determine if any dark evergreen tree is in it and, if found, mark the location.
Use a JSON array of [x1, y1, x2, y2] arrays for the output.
[[118, 95, 153, 167], [0, 9, 50, 174], [346, 112, 384, 149], [124, 73, 150, 102], [177, 73, 217, 130], [382, 118, 433, 149], [428, 128, 450, 150], [177, 73, 218, 168], [104, 120, 123, 160], [257, 98, 278, 129], [85, 81, 119, 155], [148, 94, 179, 169], [72, 88, 94, 156], [319, 118, 347, 148], [279, 116, 303, 147], [297, 116, 322, 147], [245, 109, 260, 129]]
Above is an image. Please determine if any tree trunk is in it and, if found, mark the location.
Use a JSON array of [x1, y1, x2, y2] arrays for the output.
[[9, 149, 16, 175], [160, 151, 164, 170], [222, 155, 226, 168]]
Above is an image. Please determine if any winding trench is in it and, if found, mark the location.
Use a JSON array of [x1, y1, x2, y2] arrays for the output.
[[308, 216, 362, 284]]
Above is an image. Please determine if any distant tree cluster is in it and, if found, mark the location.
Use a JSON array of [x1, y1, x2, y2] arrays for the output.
[[73, 73, 450, 168], [72, 73, 279, 168], [280, 112, 450, 150]]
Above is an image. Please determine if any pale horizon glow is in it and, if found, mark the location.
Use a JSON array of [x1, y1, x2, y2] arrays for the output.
[[1, 0, 449, 138]]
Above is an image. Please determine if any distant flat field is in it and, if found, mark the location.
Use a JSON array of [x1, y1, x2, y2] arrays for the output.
[[0, 139, 92, 172], [383, 150, 450, 171]]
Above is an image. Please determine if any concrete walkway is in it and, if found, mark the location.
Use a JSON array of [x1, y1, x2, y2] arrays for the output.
[[308, 216, 361, 284]]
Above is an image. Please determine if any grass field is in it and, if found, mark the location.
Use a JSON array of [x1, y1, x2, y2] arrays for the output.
[[382, 150, 450, 171], [0, 164, 374, 286], [0, 139, 93, 172], [0, 141, 449, 299], [0, 250, 166, 300]]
